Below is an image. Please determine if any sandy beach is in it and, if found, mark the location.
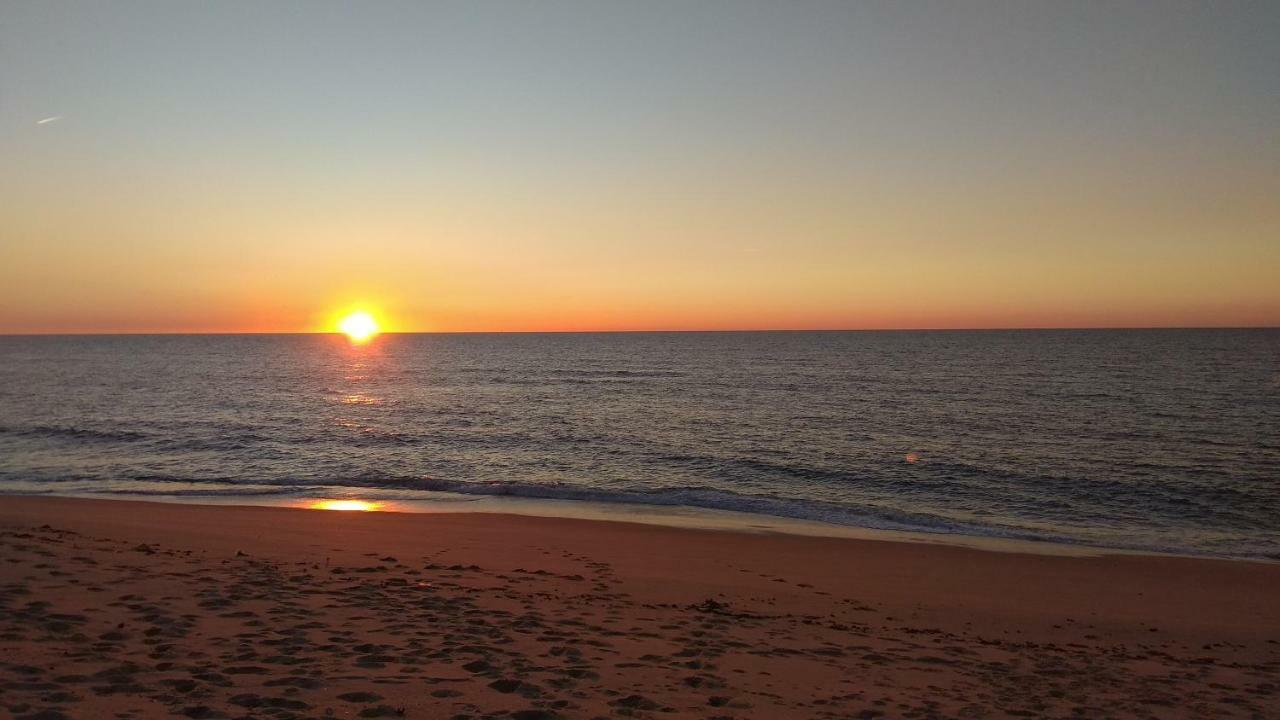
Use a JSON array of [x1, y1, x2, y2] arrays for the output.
[[1, 496, 1277, 719]]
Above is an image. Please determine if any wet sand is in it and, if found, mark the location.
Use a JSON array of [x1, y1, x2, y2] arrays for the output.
[[1, 496, 1277, 719]]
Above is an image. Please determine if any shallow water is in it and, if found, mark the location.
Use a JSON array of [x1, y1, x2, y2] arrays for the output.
[[1, 330, 1277, 558]]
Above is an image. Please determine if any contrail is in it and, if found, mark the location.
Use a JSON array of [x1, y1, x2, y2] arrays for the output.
[[36, 116, 63, 125]]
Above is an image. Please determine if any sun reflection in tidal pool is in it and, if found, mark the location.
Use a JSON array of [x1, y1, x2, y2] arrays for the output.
[[310, 499, 380, 512]]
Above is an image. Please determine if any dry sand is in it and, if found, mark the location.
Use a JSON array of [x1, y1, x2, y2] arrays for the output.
[[0, 496, 1277, 719]]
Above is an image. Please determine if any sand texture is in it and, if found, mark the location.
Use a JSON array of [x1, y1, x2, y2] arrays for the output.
[[0, 496, 1277, 719]]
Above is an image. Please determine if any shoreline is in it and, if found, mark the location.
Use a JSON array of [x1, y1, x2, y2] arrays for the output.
[[2, 489, 1268, 563], [1, 495, 1278, 718]]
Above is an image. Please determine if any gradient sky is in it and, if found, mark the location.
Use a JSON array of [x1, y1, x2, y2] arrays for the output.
[[2, 1, 1277, 332]]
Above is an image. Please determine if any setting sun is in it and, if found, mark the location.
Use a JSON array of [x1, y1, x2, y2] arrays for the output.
[[309, 499, 380, 512], [338, 312, 380, 343]]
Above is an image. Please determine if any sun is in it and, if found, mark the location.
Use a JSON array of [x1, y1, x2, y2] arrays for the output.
[[338, 311, 379, 343], [309, 499, 380, 512]]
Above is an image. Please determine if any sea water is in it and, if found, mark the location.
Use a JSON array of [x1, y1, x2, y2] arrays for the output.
[[1, 330, 1276, 558]]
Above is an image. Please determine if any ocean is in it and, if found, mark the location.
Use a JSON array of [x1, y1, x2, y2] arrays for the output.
[[1, 330, 1276, 559]]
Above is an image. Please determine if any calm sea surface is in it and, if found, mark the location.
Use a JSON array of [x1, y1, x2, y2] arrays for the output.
[[1, 330, 1277, 558]]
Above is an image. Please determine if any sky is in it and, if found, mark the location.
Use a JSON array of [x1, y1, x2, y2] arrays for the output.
[[1, 0, 1277, 333]]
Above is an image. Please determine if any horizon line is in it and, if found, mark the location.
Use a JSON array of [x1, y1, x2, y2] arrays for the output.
[[1, 325, 1277, 337]]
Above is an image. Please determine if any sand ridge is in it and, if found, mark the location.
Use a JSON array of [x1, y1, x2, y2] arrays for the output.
[[0, 497, 1278, 719]]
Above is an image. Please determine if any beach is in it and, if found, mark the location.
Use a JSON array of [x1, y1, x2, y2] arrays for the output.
[[0, 497, 1276, 719], [6, 0, 1278, 717]]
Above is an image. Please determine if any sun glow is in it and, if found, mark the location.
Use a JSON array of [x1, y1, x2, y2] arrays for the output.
[[338, 311, 379, 343], [310, 499, 380, 512]]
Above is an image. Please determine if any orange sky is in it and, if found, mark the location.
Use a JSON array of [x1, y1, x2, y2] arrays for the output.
[[2, 3, 1277, 333]]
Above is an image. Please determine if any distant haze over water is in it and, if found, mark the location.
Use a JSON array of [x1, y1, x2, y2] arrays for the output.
[[1, 330, 1277, 559]]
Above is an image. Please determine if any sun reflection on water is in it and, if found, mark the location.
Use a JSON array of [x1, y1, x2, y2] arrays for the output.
[[340, 393, 380, 405]]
